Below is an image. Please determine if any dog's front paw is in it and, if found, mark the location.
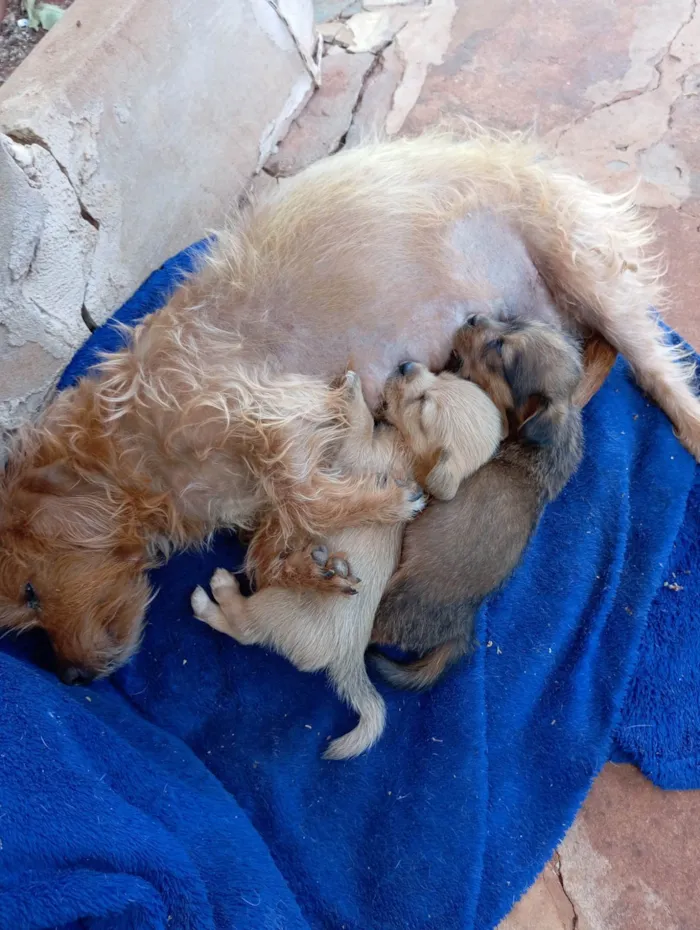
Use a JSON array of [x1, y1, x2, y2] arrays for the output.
[[372, 474, 426, 521], [283, 543, 361, 596], [396, 480, 428, 519]]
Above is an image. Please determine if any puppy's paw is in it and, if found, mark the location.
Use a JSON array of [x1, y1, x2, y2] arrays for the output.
[[192, 574, 246, 638], [283, 543, 361, 596], [191, 585, 214, 620], [210, 568, 239, 598], [191, 585, 229, 634], [372, 474, 426, 522]]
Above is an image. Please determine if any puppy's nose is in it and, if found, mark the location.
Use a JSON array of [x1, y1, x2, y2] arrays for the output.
[[446, 349, 463, 373], [59, 665, 96, 686], [396, 361, 418, 377]]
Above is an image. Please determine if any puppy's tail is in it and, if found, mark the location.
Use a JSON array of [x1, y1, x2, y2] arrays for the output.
[[369, 638, 466, 691], [323, 661, 387, 761]]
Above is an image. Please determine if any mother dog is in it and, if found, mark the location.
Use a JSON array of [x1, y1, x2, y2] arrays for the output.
[[1, 130, 697, 681]]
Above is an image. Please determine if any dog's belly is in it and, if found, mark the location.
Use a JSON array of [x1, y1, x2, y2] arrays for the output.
[[237, 211, 566, 408]]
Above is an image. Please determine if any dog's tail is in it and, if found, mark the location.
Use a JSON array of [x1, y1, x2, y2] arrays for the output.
[[323, 660, 387, 761], [369, 638, 466, 691]]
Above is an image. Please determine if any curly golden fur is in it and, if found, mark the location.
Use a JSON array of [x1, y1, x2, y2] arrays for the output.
[[1, 127, 697, 680]]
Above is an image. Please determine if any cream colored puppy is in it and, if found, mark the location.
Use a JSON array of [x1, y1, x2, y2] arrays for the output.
[[191, 367, 501, 759]]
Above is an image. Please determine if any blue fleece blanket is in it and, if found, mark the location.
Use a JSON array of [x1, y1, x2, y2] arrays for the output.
[[1, 243, 698, 930]]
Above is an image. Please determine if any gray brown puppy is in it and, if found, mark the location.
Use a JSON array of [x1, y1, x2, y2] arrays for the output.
[[191, 368, 502, 759], [371, 315, 584, 689]]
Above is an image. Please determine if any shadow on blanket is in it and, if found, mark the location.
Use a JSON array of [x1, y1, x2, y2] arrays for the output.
[[0, 243, 698, 930]]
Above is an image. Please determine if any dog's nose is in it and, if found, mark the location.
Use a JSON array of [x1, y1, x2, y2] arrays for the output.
[[396, 361, 418, 377], [59, 665, 96, 686]]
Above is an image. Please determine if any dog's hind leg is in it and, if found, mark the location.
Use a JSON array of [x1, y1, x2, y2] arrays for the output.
[[520, 171, 700, 458], [595, 305, 700, 457]]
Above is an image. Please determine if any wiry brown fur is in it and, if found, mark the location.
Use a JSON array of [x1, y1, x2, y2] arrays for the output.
[[0, 127, 697, 679], [190, 369, 501, 759]]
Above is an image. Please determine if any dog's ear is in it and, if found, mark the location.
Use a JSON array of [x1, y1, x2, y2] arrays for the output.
[[518, 399, 564, 446], [425, 450, 462, 501], [502, 347, 537, 409]]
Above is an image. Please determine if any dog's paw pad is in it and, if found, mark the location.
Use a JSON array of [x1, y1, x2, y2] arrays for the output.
[[301, 544, 361, 595]]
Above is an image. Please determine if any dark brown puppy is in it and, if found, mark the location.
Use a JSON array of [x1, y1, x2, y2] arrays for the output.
[[371, 315, 584, 689]]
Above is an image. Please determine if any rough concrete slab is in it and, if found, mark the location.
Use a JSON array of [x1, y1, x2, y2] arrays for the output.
[[342, 8, 407, 52], [265, 48, 375, 176], [345, 43, 405, 146], [0, 0, 316, 431], [0, 133, 95, 432]]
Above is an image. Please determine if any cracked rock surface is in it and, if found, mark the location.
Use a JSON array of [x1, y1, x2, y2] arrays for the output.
[[0, 0, 318, 437]]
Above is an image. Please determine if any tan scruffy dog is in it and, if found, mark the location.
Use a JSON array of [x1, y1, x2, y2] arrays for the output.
[[191, 368, 502, 760], [1, 128, 697, 683]]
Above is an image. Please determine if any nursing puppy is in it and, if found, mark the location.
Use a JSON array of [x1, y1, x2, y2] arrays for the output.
[[191, 369, 502, 759], [372, 316, 584, 689]]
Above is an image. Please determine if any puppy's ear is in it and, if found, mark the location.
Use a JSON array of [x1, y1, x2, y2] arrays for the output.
[[518, 400, 563, 446], [502, 348, 536, 409], [425, 450, 462, 501]]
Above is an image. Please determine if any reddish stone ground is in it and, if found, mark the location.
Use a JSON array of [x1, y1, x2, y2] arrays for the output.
[[404, 0, 700, 352]]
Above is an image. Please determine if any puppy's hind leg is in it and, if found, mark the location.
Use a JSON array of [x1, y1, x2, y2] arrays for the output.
[[323, 658, 387, 761], [191, 569, 260, 644]]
